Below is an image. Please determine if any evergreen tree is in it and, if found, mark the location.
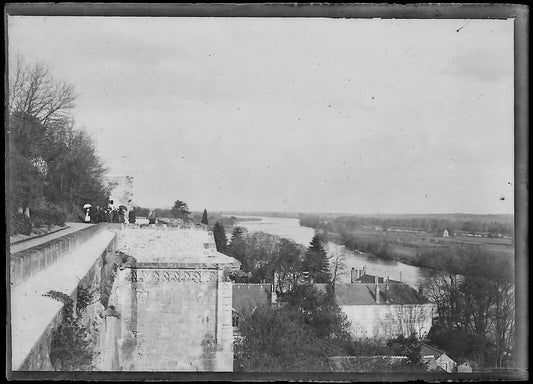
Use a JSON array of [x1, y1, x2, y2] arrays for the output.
[[213, 221, 227, 253], [171, 200, 190, 221], [201, 209, 209, 225], [302, 235, 330, 283], [230, 226, 245, 243], [228, 226, 247, 264]]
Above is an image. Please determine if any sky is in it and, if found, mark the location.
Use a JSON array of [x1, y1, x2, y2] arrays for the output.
[[7, 16, 514, 214]]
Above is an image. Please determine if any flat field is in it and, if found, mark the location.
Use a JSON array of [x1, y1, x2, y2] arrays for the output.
[[343, 228, 514, 261]]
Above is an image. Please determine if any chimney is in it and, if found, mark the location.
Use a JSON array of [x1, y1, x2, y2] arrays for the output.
[[418, 285, 424, 298], [351, 268, 356, 283], [375, 275, 380, 304]]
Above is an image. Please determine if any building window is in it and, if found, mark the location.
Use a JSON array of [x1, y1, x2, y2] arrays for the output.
[[232, 312, 239, 327]]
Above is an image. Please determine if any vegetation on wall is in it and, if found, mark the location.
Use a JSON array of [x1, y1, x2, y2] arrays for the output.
[[43, 290, 94, 370]]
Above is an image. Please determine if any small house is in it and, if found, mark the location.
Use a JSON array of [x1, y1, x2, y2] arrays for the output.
[[316, 276, 437, 340], [443, 229, 449, 238], [419, 342, 457, 373], [457, 358, 476, 373]]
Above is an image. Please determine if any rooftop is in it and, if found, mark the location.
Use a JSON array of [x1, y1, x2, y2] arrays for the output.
[[232, 283, 271, 314], [353, 273, 401, 284], [315, 282, 428, 305], [419, 342, 448, 359]]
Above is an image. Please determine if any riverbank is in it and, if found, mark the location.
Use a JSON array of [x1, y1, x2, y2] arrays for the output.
[[314, 227, 514, 274], [232, 215, 429, 287]]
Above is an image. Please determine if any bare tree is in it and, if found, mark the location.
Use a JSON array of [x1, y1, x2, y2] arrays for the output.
[[422, 248, 515, 368], [9, 56, 77, 127], [7, 57, 109, 215], [328, 250, 346, 287]]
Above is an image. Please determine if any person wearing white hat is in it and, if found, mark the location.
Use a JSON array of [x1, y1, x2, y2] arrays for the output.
[[83, 203, 92, 223]]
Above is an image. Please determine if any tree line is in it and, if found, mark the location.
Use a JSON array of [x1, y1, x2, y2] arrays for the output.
[[132, 204, 239, 228], [7, 57, 109, 234], [300, 214, 514, 237]]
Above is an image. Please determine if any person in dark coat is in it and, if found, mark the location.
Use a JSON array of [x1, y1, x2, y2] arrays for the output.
[[128, 209, 136, 224], [104, 206, 112, 223], [94, 206, 102, 223], [112, 209, 119, 223], [118, 207, 125, 223], [148, 210, 156, 225]]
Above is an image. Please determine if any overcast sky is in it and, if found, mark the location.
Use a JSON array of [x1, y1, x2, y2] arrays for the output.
[[8, 17, 514, 214]]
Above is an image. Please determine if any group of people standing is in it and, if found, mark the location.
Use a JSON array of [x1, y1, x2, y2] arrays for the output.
[[83, 200, 136, 224]]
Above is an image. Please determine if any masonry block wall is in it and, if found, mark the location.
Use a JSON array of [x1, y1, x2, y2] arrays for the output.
[[13, 229, 117, 371], [10, 223, 108, 287], [107, 268, 233, 371], [216, 279, 234, 371]]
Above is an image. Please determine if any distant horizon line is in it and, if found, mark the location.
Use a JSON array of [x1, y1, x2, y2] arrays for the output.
[[217, 210, 514, 216], [133, 206, 513, 217]]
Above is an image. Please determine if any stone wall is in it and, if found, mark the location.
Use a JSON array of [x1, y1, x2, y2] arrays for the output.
[[11, 229, 117, 371], [341, 303, 436, 340], [17, 309, 63, 371], [107, 268, 233, 371], [114, 226, 234, 263], [96, 226, 239, 372], [95, 266, 234, 371], [10, 223, 108, 287]]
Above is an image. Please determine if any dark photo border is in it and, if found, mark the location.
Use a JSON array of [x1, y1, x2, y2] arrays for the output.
[[4, 3, 528, 382]]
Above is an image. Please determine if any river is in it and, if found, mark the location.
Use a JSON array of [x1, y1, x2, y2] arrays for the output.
[[232, 215, 431, 288]]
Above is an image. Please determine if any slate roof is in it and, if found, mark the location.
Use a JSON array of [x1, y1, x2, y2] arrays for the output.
[[354, 274, 401, 284], [354, 274, 385, 284], [232, 283, 271, 314], [332, 282, 429, 306], [419, 342, 447, 358]]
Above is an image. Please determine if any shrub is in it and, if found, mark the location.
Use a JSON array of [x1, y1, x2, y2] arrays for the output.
[[31, 207, 67, 227], [44, 290, 93, 370], [11, 213, 32, 236], [31, 217, 48, 229]]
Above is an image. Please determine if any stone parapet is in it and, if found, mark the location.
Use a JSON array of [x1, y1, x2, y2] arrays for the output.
[[111, 226, 240, 269], [10, 223, 108, 287], [11, 229, 116, 371]]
